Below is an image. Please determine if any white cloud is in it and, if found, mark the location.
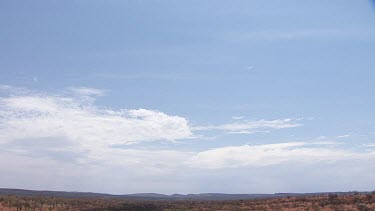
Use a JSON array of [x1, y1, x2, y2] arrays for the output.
[[4, 85, 370, 171], [0, 84, 12, 91], [231, 116, 244, 120], [0, 86, 193, 157], [335, 134, 351, 139], [3, 85, 375, 193], [68, 86, 107, 97], [227, 130, 271, 134], [187, 142, 375, 169], [0, 86, 304, 153], [0, 84, 32, 95], [193, 118, 301, 134]]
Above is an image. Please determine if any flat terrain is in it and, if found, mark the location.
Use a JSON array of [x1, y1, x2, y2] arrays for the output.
[[1, 192, 375, 210]]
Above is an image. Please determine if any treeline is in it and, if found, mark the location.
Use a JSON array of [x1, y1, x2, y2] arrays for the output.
[[1, 192, 375, 210]]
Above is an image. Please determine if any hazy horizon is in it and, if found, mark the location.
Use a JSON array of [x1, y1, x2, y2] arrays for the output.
[[1, 187, 374, 196], [1, 0, 375, 195]]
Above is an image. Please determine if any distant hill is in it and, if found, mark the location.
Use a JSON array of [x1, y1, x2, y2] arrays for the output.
[[0, 188, 370, 201], [0, 188, 114, 198]]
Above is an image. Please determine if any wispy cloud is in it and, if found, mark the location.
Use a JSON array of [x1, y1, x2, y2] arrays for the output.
[[335, 134, 352, 139], [193, 118, 302, 134], [187, 142, 375, 169], [68, 87, 107, 97]]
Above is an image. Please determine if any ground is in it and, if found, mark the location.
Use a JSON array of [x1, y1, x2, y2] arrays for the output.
[[1, 192, 375, 210]]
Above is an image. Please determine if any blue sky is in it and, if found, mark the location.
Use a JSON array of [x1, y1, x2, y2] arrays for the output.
[[0, 0, 375, 194]]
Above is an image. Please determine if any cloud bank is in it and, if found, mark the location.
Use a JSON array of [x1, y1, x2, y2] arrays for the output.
[[0, 87, 192, 149], [188, 142, 375, 169], [1, 85, 375, 194]]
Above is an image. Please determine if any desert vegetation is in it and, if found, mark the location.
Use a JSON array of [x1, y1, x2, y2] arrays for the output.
[[1, 192, 375, 211]]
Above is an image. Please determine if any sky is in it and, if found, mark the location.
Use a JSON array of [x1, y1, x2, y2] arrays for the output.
[[0, 0, 375, 194]]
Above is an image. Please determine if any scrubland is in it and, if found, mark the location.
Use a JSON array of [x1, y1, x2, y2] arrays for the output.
[[1, 192, 375, 211]]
